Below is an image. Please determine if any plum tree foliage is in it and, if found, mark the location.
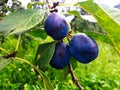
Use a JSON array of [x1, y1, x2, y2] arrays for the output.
[[0, 0, 120, 90]]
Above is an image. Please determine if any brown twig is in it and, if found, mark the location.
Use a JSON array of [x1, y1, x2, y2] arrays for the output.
[[46, 0, 51, 9], [2, 51, 18, 59], [68, 63, 82, 90]]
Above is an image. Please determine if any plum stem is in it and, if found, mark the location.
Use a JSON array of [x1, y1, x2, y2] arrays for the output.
[[68, 63, 82, 90], [0, 47, 9, 54]]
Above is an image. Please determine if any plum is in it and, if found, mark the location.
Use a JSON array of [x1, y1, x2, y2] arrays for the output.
[[50, 42, 71, 69], [69, 33, 98, 64], [44, 12, 69, 40]]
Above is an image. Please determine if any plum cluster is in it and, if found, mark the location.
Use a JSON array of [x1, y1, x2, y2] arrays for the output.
[[44, 12, 99, 69]]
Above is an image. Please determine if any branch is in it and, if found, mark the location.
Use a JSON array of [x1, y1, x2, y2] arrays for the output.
[[45, 0, 51, 9], [15, 34, 21, 51], [68, 63, 82, 90]]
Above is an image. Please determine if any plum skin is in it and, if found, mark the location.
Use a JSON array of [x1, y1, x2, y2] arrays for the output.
[[69, 33, 98, 64], [50, 42, 71, 69], [44, 12, 69, 40]]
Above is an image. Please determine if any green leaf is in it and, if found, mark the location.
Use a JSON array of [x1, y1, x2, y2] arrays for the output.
[[0, 57, 12, 70], [28, 30, 47, 39], [28, 25, 47, 39], [84, 31, 112, 44], [68, 10, 80, 17], [96, 4, 120, 25], [76, 1, 120, 55], [40, 70, 54, 90], [0, 9, 45, 35], [35, 41, 57, 69], [27, 3, 33, 9]]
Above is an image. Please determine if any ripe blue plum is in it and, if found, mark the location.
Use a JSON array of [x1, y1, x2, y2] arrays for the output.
[[69, 33, 98, 64], [50, 42, 71, 69], [44, 12, 69, 40]]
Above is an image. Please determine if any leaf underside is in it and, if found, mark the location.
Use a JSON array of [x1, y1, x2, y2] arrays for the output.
[[0, 9, 45, 35], [0, 57, 12, 71]]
